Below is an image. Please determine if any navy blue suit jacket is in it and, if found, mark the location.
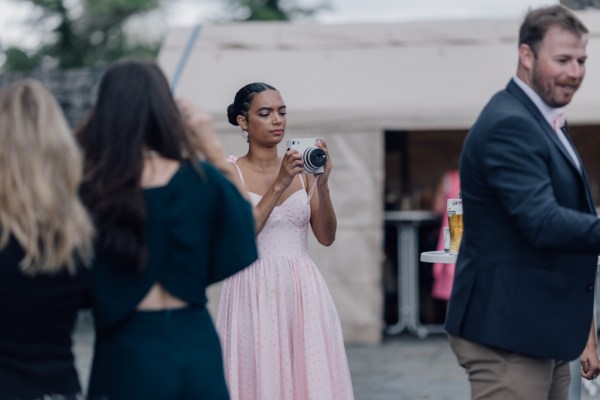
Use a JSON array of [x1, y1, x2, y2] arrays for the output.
[[445, 79, 600, 361]]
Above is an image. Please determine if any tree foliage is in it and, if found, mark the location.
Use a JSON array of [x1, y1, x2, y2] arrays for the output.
[[3, 0, 330, 72], [226, 0, 330, 22], [3, 47, 41, 72], [4, 0, 161, 72]]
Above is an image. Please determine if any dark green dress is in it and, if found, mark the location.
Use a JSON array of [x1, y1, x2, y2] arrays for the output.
[[87, 161, 257, 400]]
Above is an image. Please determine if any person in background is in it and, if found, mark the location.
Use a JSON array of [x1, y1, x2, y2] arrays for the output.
[[216, 82, 354, 400], [431, 168, 460, 311], [445, 5, 600, 399], [0, 80, 94, 399], [77, 58, 257, 400]]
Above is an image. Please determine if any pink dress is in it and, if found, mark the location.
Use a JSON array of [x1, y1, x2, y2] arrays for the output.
[[216, 158, 354, 400]]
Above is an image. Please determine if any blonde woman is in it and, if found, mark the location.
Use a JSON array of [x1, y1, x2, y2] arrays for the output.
[[0, 80, 94, 399]]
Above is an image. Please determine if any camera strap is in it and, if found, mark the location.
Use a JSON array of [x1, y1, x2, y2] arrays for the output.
[[307, 175, 319, 204]]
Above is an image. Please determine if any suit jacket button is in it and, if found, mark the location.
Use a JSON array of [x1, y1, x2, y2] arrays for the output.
[[587, 284, 594, 292]]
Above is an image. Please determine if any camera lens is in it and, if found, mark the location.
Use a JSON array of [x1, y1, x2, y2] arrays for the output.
[[304, 147, 327, 172]]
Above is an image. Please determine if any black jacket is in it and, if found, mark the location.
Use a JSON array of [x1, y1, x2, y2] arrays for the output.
[[445, 79, 600, 361]]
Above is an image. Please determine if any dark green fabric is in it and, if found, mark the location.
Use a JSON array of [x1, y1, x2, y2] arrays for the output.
[[88, 307, 229, 400], [89, 160, 258, 333]]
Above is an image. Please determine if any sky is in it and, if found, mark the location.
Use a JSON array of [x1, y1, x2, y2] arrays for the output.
[[0, 0, 558, 50]]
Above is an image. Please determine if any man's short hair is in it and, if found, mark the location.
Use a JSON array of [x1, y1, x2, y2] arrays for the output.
[[519, 5, 588, 55]]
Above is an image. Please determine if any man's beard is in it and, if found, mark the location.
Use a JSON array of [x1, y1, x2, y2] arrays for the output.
[[531, 67, 581, 108]]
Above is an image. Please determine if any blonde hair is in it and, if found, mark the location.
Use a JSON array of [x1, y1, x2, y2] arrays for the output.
[[0, 80, 94, 274]]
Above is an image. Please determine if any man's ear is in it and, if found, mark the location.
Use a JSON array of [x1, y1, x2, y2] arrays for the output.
[[518, 43, 534, 71]]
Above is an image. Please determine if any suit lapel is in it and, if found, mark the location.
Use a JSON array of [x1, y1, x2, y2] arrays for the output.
[[505, 81, 582, 175], [505, 80, 596, 213], [560, 123, 586, 171]]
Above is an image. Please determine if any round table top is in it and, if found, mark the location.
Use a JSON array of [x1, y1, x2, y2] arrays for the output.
[[420, 251, 457, 264]]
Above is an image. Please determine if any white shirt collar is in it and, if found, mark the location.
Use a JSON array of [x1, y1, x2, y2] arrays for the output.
[[512, 75, 563, 129], [512, 76, 580, 170]]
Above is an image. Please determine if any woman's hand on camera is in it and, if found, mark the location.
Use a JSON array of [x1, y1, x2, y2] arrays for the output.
[[314, 139, 332, 187], [275, 149, 303, 191]]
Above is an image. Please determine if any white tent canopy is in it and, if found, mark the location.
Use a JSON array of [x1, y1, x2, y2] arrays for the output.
[[159, 11, 600, 344], [160, 11, 600, 132]]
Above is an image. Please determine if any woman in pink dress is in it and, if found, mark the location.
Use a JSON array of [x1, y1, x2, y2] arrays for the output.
[[216, 82, 354, 400]]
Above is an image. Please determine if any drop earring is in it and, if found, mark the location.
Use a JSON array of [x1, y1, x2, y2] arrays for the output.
[[241, 130, 249, 143]]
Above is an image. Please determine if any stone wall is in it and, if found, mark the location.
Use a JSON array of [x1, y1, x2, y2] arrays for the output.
[[0, 67, 105, 128]]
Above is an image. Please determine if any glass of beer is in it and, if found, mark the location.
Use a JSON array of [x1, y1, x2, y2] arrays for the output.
[[447, 199, 463, 254]]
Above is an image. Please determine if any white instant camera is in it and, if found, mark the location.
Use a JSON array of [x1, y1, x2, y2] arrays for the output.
[[286, 138, 327, 174]]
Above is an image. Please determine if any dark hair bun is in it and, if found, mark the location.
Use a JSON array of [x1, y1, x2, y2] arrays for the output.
[[227, 104, 239, 126]]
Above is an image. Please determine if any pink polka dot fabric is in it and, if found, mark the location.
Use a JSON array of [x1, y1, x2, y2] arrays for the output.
[[216, 160, 354, 400]]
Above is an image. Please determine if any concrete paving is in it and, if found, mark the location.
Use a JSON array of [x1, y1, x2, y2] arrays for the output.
[[347, 334, 468, 400], [72, 312, 600, 399]]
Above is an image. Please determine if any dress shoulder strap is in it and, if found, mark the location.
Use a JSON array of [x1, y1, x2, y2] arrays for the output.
[[299, 174, 306, 190], [227, 155, 246, 189]]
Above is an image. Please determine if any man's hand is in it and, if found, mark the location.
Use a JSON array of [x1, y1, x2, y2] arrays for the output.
[[580, 342, 600, 380]]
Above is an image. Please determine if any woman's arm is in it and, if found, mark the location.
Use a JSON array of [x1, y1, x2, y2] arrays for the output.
[[176, 98, 247, 196], [308, 140, 336, 246]]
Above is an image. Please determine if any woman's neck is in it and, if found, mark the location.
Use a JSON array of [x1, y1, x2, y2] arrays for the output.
[[245, 146, 280, 172], [141, 156, 181, 188]]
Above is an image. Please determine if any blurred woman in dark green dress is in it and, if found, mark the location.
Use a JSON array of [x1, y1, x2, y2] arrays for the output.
[[77, 58, 257, 400]]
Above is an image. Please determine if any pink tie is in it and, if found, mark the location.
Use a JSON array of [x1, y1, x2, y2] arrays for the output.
[[552, 112, 565, 133]]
